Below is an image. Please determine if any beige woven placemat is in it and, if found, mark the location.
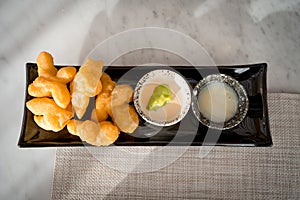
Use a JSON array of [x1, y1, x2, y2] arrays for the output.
[[51, 93, 300, 199]]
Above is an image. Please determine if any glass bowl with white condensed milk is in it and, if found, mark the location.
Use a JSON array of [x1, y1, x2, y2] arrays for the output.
[[192, 74, 249, 130]]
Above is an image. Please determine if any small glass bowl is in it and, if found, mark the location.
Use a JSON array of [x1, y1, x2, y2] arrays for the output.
[[192, 74, 249, 130], [134, 69, 191, 127]]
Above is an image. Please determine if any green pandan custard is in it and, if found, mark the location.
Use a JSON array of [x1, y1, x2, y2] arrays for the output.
[[147, 84, 173, 111]]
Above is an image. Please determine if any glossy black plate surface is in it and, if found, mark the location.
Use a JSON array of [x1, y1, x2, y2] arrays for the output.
[[18, 63, 272, 147]]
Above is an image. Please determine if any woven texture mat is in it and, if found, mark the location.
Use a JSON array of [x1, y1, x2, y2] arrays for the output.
[[52, 93, 300, 199]]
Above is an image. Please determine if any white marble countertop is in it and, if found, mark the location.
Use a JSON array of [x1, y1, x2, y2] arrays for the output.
[[1, 0, 299, 199]]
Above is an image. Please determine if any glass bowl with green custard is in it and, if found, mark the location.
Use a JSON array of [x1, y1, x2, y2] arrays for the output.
[[134, 69, 191, 127]]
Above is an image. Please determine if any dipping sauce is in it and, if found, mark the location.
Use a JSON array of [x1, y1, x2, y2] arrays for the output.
[[198, 82, 238, 123], [139, 83, 181, 123]]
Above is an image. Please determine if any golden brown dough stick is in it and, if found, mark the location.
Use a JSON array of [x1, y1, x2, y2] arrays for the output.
[[43, 67, 77, 84], [28, 77, 71, 109], [69, 78, 97, 96], [55, 67, 77, 83], [95, 103, 108, 122], [36, 52, 76, 83], [95, 81, 103, 95], [98, 72, 116, 98], [77, 120, 99, 145], [94, 73, 116, 122], [97, 121, 120, 146], [33, 115, 54, 131], [111, 104, 139, 133], [73, 59, 104, 97], [67, 119, 82, 136], [28, 81, 51, 97], [26, 98, 73, 132], [95, 95, 111, 122], [71, 59, 104, 119], [111, 84, 133, 107], [90, 109, 99, 123], [66, 103, 73, 112], [71, 92, 90, 119], [67, 120, 120, 146], [69, 80, 74, 94], [36, 51, 57, 78], [34, 115, 65, 132]]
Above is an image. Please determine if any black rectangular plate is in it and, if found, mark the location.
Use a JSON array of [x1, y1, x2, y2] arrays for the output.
[[18, 63, 272, 147]]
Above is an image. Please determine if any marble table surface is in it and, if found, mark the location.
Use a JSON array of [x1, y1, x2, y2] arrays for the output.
[[0, 0, 299, 199]]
